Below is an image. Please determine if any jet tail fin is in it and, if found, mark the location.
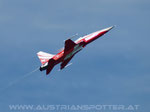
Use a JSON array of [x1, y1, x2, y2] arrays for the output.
[[37, 51, 55, 65]]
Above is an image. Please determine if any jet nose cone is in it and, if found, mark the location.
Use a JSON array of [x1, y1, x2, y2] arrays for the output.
[[105, 25, 115, 31]]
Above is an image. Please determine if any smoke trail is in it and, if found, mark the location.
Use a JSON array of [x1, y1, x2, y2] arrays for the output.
[[0, 67, 39, 93]]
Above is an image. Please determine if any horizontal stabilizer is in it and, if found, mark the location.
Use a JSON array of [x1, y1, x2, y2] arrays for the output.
[[46, 58, 55, 75]]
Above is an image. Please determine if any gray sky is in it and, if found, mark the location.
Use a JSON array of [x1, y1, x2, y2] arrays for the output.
[[0, 0, 150, 112]]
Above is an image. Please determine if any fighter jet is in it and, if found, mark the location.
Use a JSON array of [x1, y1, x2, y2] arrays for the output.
[[37, 26, 114, 75]]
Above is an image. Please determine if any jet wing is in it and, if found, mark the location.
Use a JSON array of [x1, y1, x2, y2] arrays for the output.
[[60, 55, 74, 70], [64, 39, 76, 54]]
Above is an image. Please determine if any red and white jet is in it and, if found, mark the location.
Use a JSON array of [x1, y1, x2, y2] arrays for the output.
[[37, 26, 114, 75]]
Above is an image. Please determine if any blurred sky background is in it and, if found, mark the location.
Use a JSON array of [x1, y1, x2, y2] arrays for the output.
[[0, 0, 150, 112]]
